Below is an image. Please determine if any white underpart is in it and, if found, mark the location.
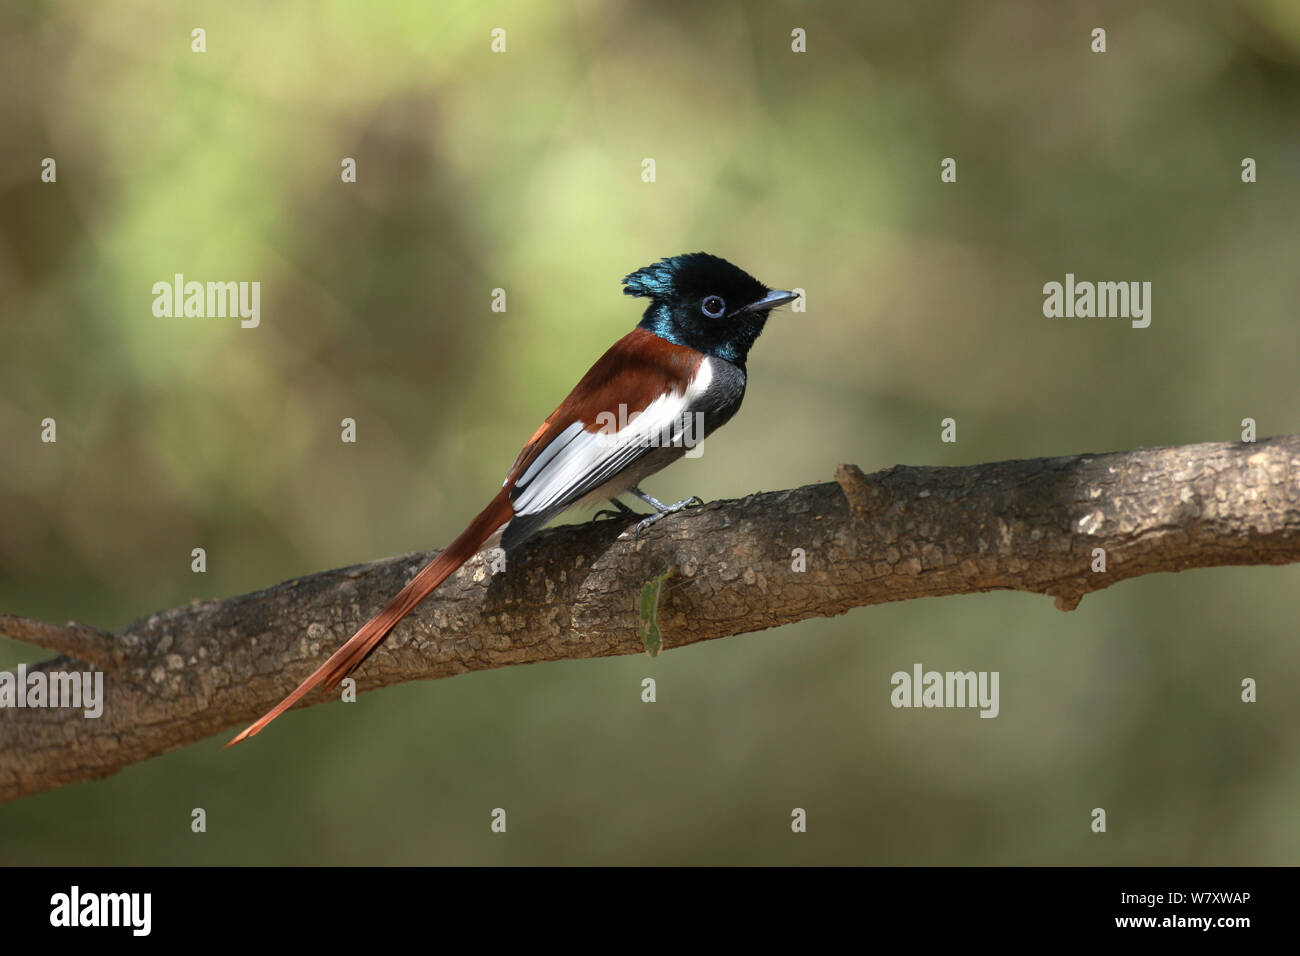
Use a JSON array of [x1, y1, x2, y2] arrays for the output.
[[510, 357, 714, 516]]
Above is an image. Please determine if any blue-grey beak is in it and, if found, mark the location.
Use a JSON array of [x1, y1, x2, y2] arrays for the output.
[[736, 289, 799, 316]]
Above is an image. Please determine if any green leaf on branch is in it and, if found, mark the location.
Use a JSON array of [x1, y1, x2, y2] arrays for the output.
[[638, 567, 677, 658]]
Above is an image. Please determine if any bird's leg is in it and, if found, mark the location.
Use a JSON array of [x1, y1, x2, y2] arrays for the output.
[[593, 497, 644, 522], [630, 487, 704, 533]]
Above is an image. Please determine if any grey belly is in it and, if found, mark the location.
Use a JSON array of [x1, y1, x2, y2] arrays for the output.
[[576, 444, 692, 506]]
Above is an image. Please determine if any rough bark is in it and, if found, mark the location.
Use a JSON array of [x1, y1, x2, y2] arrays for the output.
[[2, 435, 1297, 805]]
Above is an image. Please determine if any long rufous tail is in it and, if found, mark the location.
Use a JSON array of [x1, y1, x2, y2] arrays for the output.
[[225, 490, 514, 747]]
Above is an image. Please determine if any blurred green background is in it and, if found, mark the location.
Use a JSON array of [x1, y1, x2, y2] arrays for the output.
[[2, 0, 1298, 864]]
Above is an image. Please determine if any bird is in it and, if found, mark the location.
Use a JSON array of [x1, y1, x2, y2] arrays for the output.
[[226, 252, 798, 746]]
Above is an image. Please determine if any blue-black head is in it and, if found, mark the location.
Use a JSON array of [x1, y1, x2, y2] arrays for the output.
[[623, 252, 798, 367]]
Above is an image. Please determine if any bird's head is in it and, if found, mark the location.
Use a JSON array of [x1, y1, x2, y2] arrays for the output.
[[623, 252, 798, 366]]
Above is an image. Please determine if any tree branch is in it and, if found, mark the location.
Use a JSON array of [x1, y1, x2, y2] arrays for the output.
[[2, 435, 1297, 804]]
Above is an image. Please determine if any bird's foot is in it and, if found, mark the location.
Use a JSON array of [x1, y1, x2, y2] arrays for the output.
[[631, 492, 704, 534], [594, 498, 646, 522]]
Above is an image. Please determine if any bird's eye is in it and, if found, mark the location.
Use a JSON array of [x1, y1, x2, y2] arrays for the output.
[[701, 295, 726, 319]]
